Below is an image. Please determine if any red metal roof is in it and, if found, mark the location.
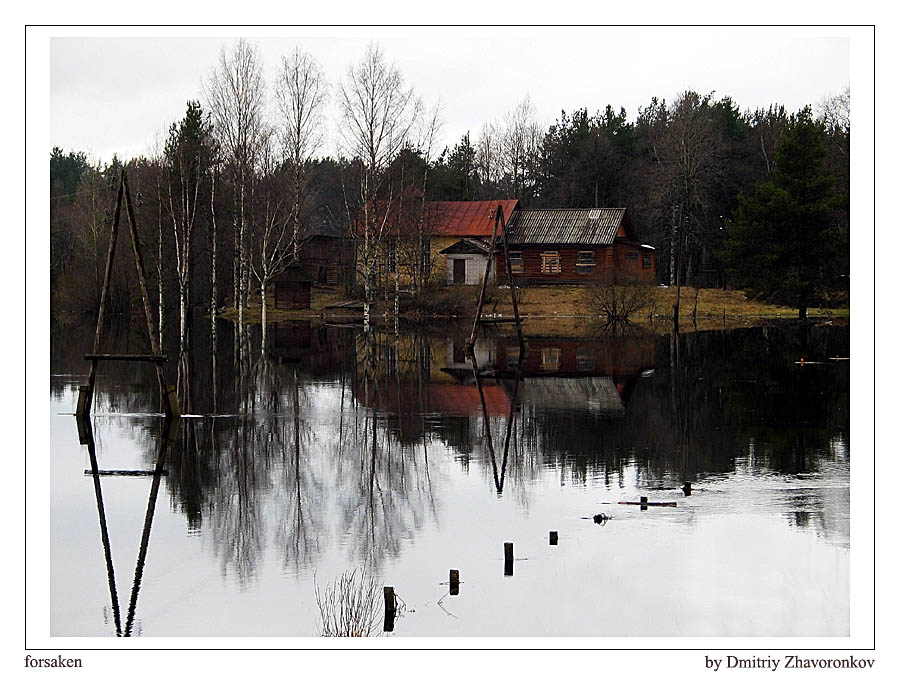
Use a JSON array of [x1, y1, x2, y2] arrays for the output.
[[355, 381, 511, 417], [426, 383, 511, 416], [426, 200, 519, 238], [354, 199, 518, 238]]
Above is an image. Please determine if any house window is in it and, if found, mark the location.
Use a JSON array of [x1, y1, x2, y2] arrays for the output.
[[576, 346, 593, 371], [577, 251, 596, 274], [625, 252, 639, 261], [506, 347, 522, 369], [541, 251, 561, 274], [422, 237, 432, 278], [541, 347, 561, 371], [642, 254, 652, 269], [508, 251, 524, 274]]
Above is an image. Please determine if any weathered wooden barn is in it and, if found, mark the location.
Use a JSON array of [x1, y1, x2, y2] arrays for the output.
[[272, 265, 313, 310], [495, 208, 656, 284], [293, 223, 352, 286]]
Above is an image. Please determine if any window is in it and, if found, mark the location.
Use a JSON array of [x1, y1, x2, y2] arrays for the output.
[[577, 251, 596, 274], [506, 347, 522, 369], [624, 252, 639, 260], [576, 346, 593, 371], [541, 251, 561, 274], [453, 339, 466, 364], [422, 237, 432, 278], [508, 251, 524, 274], [541, 347, 561, 371], [642, 254, 652, 269]]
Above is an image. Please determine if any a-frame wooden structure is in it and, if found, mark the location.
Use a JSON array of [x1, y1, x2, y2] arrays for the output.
[[467, 203, 525, 352], [75, 169, 179, 419]]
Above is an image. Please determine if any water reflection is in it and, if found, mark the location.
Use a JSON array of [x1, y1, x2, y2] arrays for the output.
[[50, 315, 850, 636], [79, 413, 179, 636]]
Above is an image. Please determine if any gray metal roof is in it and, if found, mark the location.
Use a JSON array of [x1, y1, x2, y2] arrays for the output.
[[505, 208, 628, 246], [518, 377, 625, 417]]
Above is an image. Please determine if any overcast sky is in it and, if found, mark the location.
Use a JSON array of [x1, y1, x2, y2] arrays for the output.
[[47, 26, 854, 165]]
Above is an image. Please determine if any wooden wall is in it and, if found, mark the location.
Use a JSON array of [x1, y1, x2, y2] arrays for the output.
[[496, 242, 656, 284], [273, 269, 312, 309]]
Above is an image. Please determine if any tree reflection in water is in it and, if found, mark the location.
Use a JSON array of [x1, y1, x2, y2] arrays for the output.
[[55, 315, 850, 594]]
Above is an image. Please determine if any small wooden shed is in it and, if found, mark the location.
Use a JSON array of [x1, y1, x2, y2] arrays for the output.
[[272, 265, 313, 310]]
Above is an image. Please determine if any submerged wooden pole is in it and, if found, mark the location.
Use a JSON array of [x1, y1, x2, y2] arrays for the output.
[[383, 586, 396, 632], [504, 542, 514, 576]]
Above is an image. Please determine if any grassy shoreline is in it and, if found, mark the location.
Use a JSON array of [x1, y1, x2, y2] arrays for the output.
[[221, 285, 849, 331]]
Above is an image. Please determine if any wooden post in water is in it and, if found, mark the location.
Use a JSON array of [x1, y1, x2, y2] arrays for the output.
[[640, 496, 648, 511], [383, 586, 396, 632], [504, 542, 514, 576], [682, 482, 692, 496], [449, 569, 460, 596], [549, 531, 558, 545]]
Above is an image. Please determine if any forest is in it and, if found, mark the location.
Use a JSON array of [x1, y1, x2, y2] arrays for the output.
[[49, 39, 851, 352]]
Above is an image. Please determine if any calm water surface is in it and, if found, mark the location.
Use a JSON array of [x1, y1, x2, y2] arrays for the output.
[[49, 317, 850, 637]]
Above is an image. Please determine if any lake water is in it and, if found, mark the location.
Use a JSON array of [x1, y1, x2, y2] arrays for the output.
[[49, 317, 850, 637]]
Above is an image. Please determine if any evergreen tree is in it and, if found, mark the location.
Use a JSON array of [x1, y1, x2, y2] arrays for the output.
[[723, 107, 846, 318]]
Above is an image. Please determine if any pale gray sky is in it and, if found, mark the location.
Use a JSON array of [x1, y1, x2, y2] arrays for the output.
[[47, 27, 854, 165]]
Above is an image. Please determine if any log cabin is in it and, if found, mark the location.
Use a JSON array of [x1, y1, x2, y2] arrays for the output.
[[496, 208, 656, 285]]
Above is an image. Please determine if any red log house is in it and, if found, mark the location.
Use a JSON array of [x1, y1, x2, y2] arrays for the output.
[[495, 208, 656, 284]]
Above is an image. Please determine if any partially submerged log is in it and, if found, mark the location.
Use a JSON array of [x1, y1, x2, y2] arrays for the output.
[[85, 469, 169, 477], [84, 354, 168, 362], [618, 500, 677, 507]]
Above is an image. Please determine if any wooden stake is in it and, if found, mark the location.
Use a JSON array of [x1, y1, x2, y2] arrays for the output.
[[504, 542, 514, 576], [640, 496, 648, 511], [383, 586, 396, 632], [549, 531, 558, 545], [449, 569, 460, 596]]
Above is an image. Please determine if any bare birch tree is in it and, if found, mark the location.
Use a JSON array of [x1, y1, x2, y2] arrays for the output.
[[249, 133, 296, 354], [204, 39, 267, 335], [275, 46, 327, 258], [163, 100, 214, 352], [476, 120, 501, 196], [337, 43, 422, 328], [498, 96, 541, 199], [397, 103, 443, 296]]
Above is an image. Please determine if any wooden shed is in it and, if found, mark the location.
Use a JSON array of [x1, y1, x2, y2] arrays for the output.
[[272, 265, 313, 309], [496, 208, 656, 284]]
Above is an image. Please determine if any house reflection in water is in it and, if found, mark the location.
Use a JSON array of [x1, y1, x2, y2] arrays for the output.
[[351, 328, 657, 441], [491, 334, 657, 418], [270, 321, 356, 376]]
